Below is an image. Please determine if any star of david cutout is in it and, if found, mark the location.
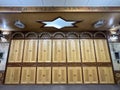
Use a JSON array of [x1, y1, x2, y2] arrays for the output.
[[37, 17, 82, 29]]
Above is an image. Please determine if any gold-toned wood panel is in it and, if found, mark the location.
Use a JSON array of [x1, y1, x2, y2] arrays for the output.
[[23, 40, 38, 62], [8, 40, 24, 62], [37, 67, 51, 84], [67, 39, 81, 62], [98, 67, 114, 84], [52, 40, 66, 62], [21, 67, 36, 84], [83, 67, 98, 84], [68, 67, 83, 84], [81, 39, 96, 62], [52, 67, 66, 84], [94, 39, 110, 62], [5, 67, 21, 84], [38, 40, 52, 62]]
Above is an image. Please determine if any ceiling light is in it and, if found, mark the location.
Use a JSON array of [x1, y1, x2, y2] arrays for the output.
[[14, 20, 25, 28], [93, 20, 105, 28], [2, 31, 10, 35]]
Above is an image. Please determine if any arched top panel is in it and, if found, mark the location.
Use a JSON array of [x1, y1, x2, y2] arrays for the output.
[[66, 32, 79, 39], [12, 32, 24, 39], [25, 32, 38, 39], [39, 32, 51, 39], [80, 32, 93, 38], [94, 32, 106, 38], [53, 32, 65, 39]]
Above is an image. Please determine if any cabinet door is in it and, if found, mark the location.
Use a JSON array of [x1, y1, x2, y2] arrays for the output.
[[38, 40, 51, 62], [23, 40, 38, 62], [21, 67, 36, 84], [98, 67, 114, 84], [68, 67, 83, 84], [81, 39, 96, 62], [52, 67, 66, 84], [94, 39, 110, 62], [8, 40, 24, 62], [37, 67, 51, 84], [52, 40, 66, 62], [67, 39, 81, 62], [5, 67, 21, 84], [83, 67, 98, 84]]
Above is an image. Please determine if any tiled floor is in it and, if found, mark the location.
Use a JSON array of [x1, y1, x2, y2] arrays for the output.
[[0, 85, 120, 90]]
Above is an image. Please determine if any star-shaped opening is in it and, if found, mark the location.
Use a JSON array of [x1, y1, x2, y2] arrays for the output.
[[37, 17, 82, 29]]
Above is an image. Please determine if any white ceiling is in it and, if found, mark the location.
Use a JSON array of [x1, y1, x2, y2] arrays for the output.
[[0, 0, 120, 7]]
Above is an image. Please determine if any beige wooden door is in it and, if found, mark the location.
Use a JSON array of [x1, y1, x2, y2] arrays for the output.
[[67, 39, 81, 62], [21, 67, 36, 84], [52, 67, 66, 84], [94, 39, 110, 62], [8, 40, 24, 62], [52, 40, 66, 62], [68, 67, 83, 84], [5, 67, 21, 84], [83, 67, 98, 84], [38, 40, 52, 62], [81, 39, 96, 62], [37, 67, 51, 84], [98, 67, 114, 84], [23, 40, 38, 62]]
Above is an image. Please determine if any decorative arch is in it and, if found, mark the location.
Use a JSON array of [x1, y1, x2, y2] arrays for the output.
[[53, 32, 65, 39], [25, 32, 38, 38], [94, 32, 106, 38], [12, 32, 24, 39], [66, 32, 79, 39], [80, 32, 93, 38], [39, 32, 51, 39]]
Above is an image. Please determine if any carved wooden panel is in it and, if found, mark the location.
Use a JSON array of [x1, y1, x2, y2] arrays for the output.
[[52, 40, 66, 62], [52, 67, 66, 84], [98, 67, 114, 84], [5, 67, 21, 84], [37, 67, 51, 84], [8, 40, 24, 62], [81, 39, 96, 62], [23, 40, 38, 62], [21, 67, 36, 84], [94, 39, 110, 62], [38, 40, 51, 62], [68, 67, 83, 84], [83, 67, 98, 84], [67, 39, 81, 62]]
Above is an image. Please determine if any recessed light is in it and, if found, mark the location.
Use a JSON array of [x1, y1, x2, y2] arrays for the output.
[[93, 20, 105, 28]]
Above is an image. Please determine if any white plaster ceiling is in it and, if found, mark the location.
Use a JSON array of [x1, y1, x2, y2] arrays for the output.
[[0, 0, 119, 7]]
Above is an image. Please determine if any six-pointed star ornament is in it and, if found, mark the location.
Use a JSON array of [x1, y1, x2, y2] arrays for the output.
[[37, 17, 79, 29]]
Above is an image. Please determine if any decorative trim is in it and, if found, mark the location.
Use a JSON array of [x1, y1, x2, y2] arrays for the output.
[[80, 32, 93, 38], [94, 32, 106, 38], [39, 32, 51, 39], [66, 32, 79, 38], [12, 32, 24, 39], [25, 32, 38, 39]]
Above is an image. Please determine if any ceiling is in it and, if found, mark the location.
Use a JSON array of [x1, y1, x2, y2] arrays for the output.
[[0, 1, 120, 32], [0, 0, 120, 7]]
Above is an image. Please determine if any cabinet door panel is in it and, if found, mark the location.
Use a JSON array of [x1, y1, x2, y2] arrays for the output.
[[8, 40, 24, 62], [23, 40, 38, 62], [67, 39, 81, 62], [52, 40, 66, 62], [98, 67, 114, 84], [38, 40, 51, 62], [94, 39, 110, 62], [5, 67, 21, 84], [83, 67, 98, 84], [37, 67, 51, 84], [81, 39, 96, 62]]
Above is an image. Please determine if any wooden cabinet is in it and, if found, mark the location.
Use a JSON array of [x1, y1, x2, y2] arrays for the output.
[[81, 39, 96, 62], [67, 39, 81, 62], [94, 39, 110, 62], [38, 40, 52, 62], [23, 40, 38, 62], [83, 67, 98, 84], [68, 67, 83, 84], [37, 67, 51, 84], [8, 40, 24, 62], [21, 67, 36, 84], [98, 67, 114, 84], [5, 67, 21, 84], [52, 40, 66, 62], [52, 67, 66, 84]]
